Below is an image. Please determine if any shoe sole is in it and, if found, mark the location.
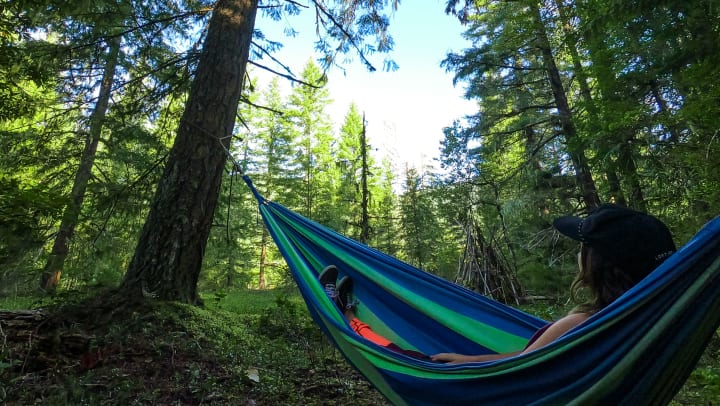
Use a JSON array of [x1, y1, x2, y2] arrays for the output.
[[319, 265, 338, 286], [336, 276, 353, 310]]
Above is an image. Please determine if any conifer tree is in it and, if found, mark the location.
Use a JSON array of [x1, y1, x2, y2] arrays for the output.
[[122, 0, 259, 303], [399, 167, 441, 269], [336, 103, 368, 239], [370, 159, 401, 256], [251, 78, 299, 288], [286, 60, 335, 222], [41, 36, 121, 291]]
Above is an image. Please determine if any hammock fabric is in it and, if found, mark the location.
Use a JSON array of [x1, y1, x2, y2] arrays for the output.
[[242, 176, 720, 406]]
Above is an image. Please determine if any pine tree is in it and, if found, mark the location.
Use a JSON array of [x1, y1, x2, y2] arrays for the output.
[[399, 167, 441, 269], [370, 159, 401, 256], [252, 78, 300, 288], [286, 60, 335, 222], [335, 103, 367, 239], [122, 0, 258, 303]]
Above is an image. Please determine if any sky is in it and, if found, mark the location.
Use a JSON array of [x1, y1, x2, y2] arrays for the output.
[[253, 1, 477, 171]]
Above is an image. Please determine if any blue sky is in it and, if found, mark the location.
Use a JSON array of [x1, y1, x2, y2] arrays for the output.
[[253, 1, 476, 171]]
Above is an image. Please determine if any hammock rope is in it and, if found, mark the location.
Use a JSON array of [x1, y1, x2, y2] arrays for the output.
[[241, 174, 720, 406]]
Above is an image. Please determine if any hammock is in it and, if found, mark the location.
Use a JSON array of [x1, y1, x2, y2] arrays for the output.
[[242, 176, 720, 405]]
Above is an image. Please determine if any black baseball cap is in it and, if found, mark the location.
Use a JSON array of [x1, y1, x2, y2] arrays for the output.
[[553, 204, 676, 281]]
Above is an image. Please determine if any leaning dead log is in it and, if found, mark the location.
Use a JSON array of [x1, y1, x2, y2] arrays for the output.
[[455, 221, 526, 305], [0, 309, 92, 372]]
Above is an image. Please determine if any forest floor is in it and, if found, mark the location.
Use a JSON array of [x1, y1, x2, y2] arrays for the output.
[[1, 288, 719, 405], [0, 288, 386, 405]]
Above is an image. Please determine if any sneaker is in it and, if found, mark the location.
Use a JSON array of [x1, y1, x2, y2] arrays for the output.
[[319, 265, 339, 300], [335, 276, 355, 311]]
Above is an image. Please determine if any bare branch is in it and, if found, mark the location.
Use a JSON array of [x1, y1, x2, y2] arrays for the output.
[[250, 40, 296, 77], [248, 60, 320, 88], [238, 96, 285, 116]]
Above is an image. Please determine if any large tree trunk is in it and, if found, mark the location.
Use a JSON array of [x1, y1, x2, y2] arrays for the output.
[[41, 36, 121, 292], [531, 3, 600, 210], [121, 0, 258, 304]]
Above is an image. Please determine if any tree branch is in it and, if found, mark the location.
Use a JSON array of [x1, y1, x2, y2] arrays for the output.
[[311, 1, 377, 72], [248, 60, 320, 88]]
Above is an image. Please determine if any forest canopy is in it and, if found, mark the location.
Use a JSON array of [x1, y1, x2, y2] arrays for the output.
[[1, 0, 719, 304]]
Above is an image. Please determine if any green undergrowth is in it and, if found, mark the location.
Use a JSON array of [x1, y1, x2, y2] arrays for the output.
[[671, 338, 720, 405], [520, 302, 720, 404], [1, 289, 718, 404], [0, 288, 385, 405]]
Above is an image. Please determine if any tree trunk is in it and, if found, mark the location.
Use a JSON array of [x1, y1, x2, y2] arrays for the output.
[[617, 135, 647, 211], [359, 113, 370, 244], [40, 36, 121, 292], [304, 138, 313, 218], [605, 169, 627, 206], [121, 0, 259, 304], [553, 0, 628, 207], [258, 229, 268, 289], [531, 3, 600, 210]]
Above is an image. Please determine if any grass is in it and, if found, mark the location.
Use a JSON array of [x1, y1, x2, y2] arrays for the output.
[[1, 288, 719, 404], [201, 287, 306, 314], [0, 295, 42, 311]]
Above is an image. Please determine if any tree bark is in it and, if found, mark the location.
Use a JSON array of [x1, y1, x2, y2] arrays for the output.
[[40, 36, 121, 292], [121, 0, 259, 304], [531, 3, 600, 210]]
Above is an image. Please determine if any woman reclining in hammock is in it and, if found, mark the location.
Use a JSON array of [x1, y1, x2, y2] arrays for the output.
[[319, 203, 676, 363]]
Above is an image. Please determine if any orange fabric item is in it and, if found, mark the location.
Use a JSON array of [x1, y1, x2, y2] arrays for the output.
[[349, 317, 392, 347]]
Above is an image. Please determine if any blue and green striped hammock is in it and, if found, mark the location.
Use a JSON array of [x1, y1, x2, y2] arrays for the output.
[[243, 176, 720, 405]]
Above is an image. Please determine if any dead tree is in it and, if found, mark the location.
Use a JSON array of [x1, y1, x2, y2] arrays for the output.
[[456, 220, 525, 305]]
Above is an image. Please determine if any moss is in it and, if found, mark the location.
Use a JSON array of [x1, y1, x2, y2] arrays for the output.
[[0, 289, 386, 405]]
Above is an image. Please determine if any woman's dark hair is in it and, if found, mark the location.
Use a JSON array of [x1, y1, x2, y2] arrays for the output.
[[570, 244, 637, 314]]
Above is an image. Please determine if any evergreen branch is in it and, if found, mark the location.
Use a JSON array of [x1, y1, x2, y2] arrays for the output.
[[468, 129, 564, 191], [112, 53, 193, 95], [478, 62, 541, 71], [311, 1, 377, 72], [235, 113, 251, 133], [92, 154, 169, 244], [283, 0, 310, 9], [66, 8, 214, 54], [494, 103, 556, 119]]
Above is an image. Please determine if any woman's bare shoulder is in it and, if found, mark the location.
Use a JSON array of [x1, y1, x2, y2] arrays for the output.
[[522, 312, 590, 353], [556, 312, 591, 328]]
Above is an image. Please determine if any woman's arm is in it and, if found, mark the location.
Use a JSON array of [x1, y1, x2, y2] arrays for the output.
[[431, 351, 521, 363], [430, 313, 589, 364]]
